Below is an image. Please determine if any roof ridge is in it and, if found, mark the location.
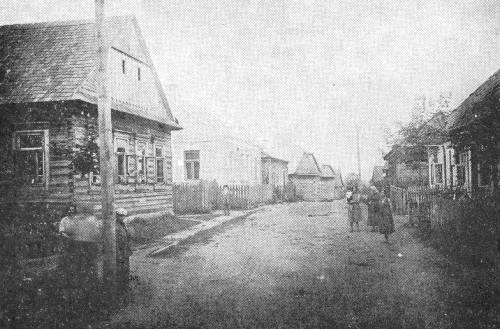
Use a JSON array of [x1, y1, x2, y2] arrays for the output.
[[0, 15, 134, 29]]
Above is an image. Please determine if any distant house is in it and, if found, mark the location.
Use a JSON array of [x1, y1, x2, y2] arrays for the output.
[[0, 16, 181, 216], [261, 151, 288, 189], [172, 135, 262, 185], [427, 140, 456, 190], [418, 111, 456, 190], [445, 69, 500, 194], [319, 165, 344, 200], [383, 145, 428, 187], [370, 165, 387, 187], [288, 152, 322, 201], [288, 152, 342, 201]]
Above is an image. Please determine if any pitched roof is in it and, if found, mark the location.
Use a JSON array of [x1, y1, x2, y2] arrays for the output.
[[261, 151, 288, 163], [335, 170, 344, 187], [291, 152, 322, 176], [320, 165, 344, 187], [320, 165, 335, 178], [0, 16, 180, 129], [447, 69, 500, 131], [371, 165, 385, 183], [383, 144, 427, 162]]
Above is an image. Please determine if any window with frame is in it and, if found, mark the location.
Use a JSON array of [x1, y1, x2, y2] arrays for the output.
[[137, 141, 147, 183], [456, 165, 465, 186], [478, 162, 491, 186], [14, 131, 47, 186], [115, 138, 128, 183], [185, 150, 200, 180], [156, 146, 165, 183], [434, 163, 443, 184], [456, 152, 468, 187], [430, 164, 435, 185]]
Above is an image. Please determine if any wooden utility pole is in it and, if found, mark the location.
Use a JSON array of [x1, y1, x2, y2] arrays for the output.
[[95, 0, 117, 302], [356, 124, 361, 184]]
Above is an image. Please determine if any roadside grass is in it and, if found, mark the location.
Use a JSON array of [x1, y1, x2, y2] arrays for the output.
[[0, 213, 200, 328], [0, 267, 109, 329], [127, 214, 199, 246], [408, 203, 500, 329]]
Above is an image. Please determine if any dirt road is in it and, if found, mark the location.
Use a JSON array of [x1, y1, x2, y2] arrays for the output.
[[102, 201, 455, 329]]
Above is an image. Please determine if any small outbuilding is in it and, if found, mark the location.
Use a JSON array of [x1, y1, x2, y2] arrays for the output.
[[319, 165, 344, 201], [288, 152, 322, 201]]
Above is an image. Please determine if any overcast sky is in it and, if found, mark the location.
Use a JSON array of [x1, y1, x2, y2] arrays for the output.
[[1, 0, 499, 179]]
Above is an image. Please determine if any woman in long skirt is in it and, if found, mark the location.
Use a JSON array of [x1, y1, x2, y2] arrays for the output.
[[379, 187, 395, 242], [348, 187, 363, 232], [366, 186, 380, 232]]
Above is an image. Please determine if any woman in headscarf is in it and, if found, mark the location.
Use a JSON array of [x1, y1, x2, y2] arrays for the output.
[[348, 186, 363, 232], [366, 186, 381, 232], [115, 208, 132, 301], [378, 187, 395, 242]]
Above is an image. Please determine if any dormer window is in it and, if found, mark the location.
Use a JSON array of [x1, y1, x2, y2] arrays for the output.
[[122, 59, 126, 74], [137, 67, 141, 81]]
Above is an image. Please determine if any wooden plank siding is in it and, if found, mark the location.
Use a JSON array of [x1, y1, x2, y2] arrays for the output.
[[72, 102, 174, 216], [1, 100, 175, 217]]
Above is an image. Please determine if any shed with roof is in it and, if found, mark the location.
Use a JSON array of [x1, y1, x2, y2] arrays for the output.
[[288, 152, 322, 201], [319, 165, 344, 201]]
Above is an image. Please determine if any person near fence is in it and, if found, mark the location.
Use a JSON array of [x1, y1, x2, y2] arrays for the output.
[[347, 186, 362, 232], [367, 186, 381, 232], [378, 187, 395, 242], [115, 207, 132, 302], [222, 185, 231, 215]]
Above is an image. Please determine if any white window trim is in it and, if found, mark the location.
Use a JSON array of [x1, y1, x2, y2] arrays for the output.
[[136, 139, 148, 184], [155, 143, 165, 183], [184, 150, 200, 180], [13, 129, 50, 189], [434, 163, 444, 184], [114, 136, 129, 184]]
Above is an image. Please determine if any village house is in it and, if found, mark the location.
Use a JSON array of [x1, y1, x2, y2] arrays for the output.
[[427, 140, 456, 190], [172, 135, 262, 186], [288, 153, 322, 201], [288, 152, 343, 201], [0, 16, 181, 216], [261, 151, 288, 189], [383, 145, 428, 188], [370, 165, 387, 187], [415, 111, 456, 190], [445, 69, 500, 195], [319, 165, 344, 201]]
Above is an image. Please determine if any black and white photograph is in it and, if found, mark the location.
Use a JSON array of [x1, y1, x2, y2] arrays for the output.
[[0, 1, 499, 328]]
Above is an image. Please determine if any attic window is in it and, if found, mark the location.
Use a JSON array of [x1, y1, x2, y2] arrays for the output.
[[137, 67, 141, 81], [122, 60, 126, 74]]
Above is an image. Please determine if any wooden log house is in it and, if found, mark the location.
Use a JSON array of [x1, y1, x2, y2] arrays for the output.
[[445, 69, 500, 195], [0, 16, 181, 216]]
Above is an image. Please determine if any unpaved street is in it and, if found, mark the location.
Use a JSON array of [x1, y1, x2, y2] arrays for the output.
[[103, 201, 453, 329]]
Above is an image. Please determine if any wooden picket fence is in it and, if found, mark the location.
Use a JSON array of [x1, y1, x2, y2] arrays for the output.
[[173, 181, 278, 215], [172, 181, 212, 214], [389, 185, 408, 215]]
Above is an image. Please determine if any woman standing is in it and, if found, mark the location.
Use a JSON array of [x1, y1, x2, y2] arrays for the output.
[[348, 186, 363, 232], [378, 187, 395, 242], [366, 186, 380, 232], [115, 208, 132, 302]]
